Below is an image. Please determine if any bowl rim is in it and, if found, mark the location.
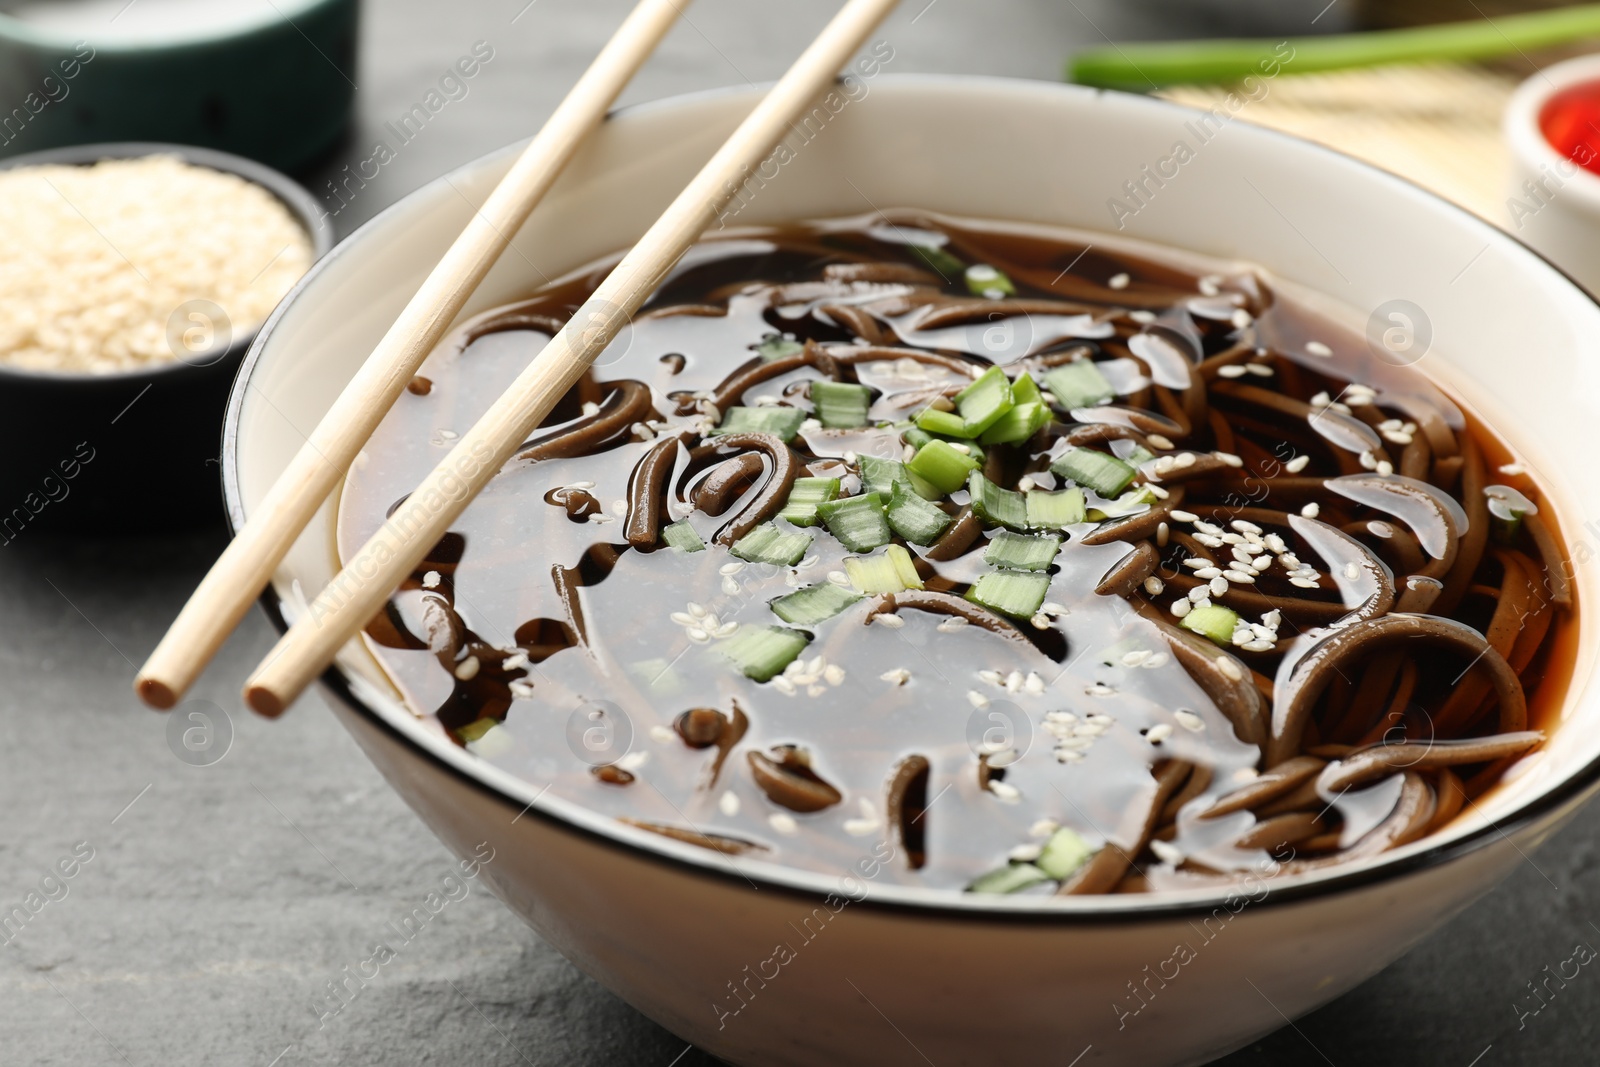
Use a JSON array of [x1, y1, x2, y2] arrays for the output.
[[224, 73, 1600, 922], [0, 139, 332, 384], [1504, 52, 1600, 213], [0, 0, 340, 52]]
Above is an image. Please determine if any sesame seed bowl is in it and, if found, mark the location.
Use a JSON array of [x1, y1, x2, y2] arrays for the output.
[[226, 78, 1600, 1065], [0, 141, 329, 534]]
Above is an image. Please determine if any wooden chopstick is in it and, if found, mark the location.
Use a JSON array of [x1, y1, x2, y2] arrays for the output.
[[242, 0, 902, 716], [133, 0, 688, 710]]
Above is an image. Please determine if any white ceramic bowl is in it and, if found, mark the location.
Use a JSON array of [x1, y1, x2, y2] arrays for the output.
[[225, 76, 1600, 1066], [1504, 52, 1600, 294]]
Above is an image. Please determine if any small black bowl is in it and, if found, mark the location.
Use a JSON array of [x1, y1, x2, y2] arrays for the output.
[[0, 142, 331, 539]]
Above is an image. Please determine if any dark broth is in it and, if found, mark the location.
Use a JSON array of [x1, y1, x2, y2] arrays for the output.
[[338, 213, 1574, 895]]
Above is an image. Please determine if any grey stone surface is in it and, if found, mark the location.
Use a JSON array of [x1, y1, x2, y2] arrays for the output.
[[1, 1, 1596, 1064]]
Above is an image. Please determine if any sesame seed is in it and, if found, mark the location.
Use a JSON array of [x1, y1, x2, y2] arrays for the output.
[[1343, 562, 1360, 580], [1171, 509, 1199, 523], [1123, 649, 1153, 667], [1146, 483, 1170, 499], [618, 751, 649, 772], [422, 570, 441, 589], [454, 656, 480, 681], [1242, 639, 1276, 652], [1310, 391, 1331, 408], [1148, 434, 1175, 450], [1183, 557, 1209, 570], [769, 813, 798, 834], [1017, 475, 1036, 492], [686, 627, 710, 643], [1030, 613, 1051, 630], [1376, 461, 1393, 476], [1187, 586, 1211, 604], [503, 651, 530, 671], [872, 613, 905, 629], [1232, 309, 1254, 329], [1150, 840, 1184, 865], [1214, 451, 1243, 467], [1146, 724, 1174, 744], [1170, 599, 1191, 618], [1199, 277, 1222, 296], [1216, 658, 1244, 681], [844, 817, 880, 837], [1217, 365, 1247, 379], [1143, 576, 1165, 595], [1245, 362, 1273, 377], [823, 664, 846, 686], [509, 681, 535, 700], [1109, 272, 1130, 289], [1195, 566, 1223, 581], [1030, 818, 1060, 838], [649, 725, 675, 744], [1025, 672, 1045, 695], [967, 690, 990, 709], [1174, 709, 1206, 731], [1130, 310, 1157, 324], [1301, 502, 1320, 519], [880, 667, 911, 686], [1285, 455, 1309, 474], [1306, 341, 1333, 357], [937, 617, 969, 633], [1500, 462, 1525, 476], [771, 676, 797, 695], [1289, 577, 1320, 589], [721, 576, 741, 595], [827, 570, 852, 587], [989, 781, 1021, 802], [1223, 569, 1255, 584]]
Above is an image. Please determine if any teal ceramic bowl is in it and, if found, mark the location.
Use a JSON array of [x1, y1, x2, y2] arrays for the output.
[[0, 0, 357, 173]]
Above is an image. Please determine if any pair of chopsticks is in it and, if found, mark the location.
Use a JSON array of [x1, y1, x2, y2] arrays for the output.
[[135, 0, 902, 715]]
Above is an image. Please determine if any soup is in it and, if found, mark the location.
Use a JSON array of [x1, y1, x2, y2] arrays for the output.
[[337, 212, 1572, 896]]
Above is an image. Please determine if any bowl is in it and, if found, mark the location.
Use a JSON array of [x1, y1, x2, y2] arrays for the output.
[[224, 76, 1600, 1065], [0, 141, 330, 535], [0, 0, 357, 172], [1504, 52, 1600, 295]]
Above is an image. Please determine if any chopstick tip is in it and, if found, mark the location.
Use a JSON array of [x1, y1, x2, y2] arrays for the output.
[[135, 674, 179, 711]]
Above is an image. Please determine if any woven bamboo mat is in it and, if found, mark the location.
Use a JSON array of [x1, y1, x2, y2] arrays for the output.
[[1159, 63, 1518, 226]]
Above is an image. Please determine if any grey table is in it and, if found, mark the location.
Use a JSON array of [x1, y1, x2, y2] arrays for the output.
[[5, 1, 1598, 1064]]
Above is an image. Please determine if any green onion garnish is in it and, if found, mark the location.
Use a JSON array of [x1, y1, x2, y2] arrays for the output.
[[730, 523, 813, 567], [711, 406, 805, 442], [1035, 828, 1094, 880], [661, 520, 706, 552], [967, 863, 1050, 894], [913, 407, 974, 438], [984, 530, 1062, 571], [976, 401, 1049, 445], [1051, 447, 1137, 499], [964, 264, 1016, 298], [902, 425, 937, 451], [909, 243, 964, 280], [1010, 372, 1043, 407], [857, 454, 911, 496], [754, 334, 804, 361], [967, 570, 1051, 619], [1026, 487, 1086, 529], [886, 483, 953, 545], [845, 545, 923, 594], [968, 472, 1029, 531], [779, 476, 841, 527], [1043, 360, 1115, 411], [953, 365, 1015, 437], [770, 583, 863, 625], [1484, 484, 1537, 545], [907, 439, 981, 495], [817, 492, 891, 553], [1181, 603, 1240, 646], [1087, 486, 1156, 521], [810, 380, 873, 429], [719, 625, 812, 682]]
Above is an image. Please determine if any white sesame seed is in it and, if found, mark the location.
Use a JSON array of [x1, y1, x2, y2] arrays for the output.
[[1146, 723, 1174, 744], [1150, 839, 1184, 865], [1030, 818, 1060, 838], [1170, 509, 1199, 523], [1289, 577, 1320, 589], [1148, 434, 1175, 450], [1085, 684, 1116, 697], [1500, 462, 1525, 476], [721, 576, 741, 595], [1199, 277, 1222, 296], [1214, 451, 1243, 467], [1183, 557, 1209, 570], [1146, 483, 1171, 499], [1174, 709, 1206, 731], [1025, 672, 1045, 695], [1031, 613, 1052, 630], [720, 561, 745, 575], [1263, 609, 1282, 628], [1171, 599, 1192, 618], [872, 613, 905, 629], [509, 681, 535, 700], [1223, 569, 1256, 585], [844, 817, 880, 837], [1056, 749, 1086, 763], [1216, 658, 1243, 681], [1143, 576, 1165, 595], [1245, 362, 1273, 377], [937, 617, 969, 633], [618, 750, 649, 772], [454, 656, 480, 681], [1017, 475, 1036, 492], [769, 813, 798, 834], [1131, 310, 1156, 323], [1232, 309, 1254, 329], [1109, 272, 1130, 289], [1217, 364, 1247, 379], [422, 570, 441, 589], [1306, 340, 1333, 357], [827, 570, 852, 587], [1145, 652, 1169, 669], [1123, 649, 1153, 667], [880, 667, 911, 686], [686, 627, 710, 643], [1243, 639, 1276, 652], [967, 690, 990, 709], [989, 781, 1021, 802], [1187, 586, 1211, 604], [1376, 461, 1393, 476], [1285, 455, 1310, 474], [771, 676, 797, 695], [1301, 502, 1320, 519], [503, 651, 530, 671], [1195, 566, 1223, 581], [824, 664, 846, 686]]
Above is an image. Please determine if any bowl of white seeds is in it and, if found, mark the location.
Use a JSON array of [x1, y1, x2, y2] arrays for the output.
[[0, 142, 329, 536]]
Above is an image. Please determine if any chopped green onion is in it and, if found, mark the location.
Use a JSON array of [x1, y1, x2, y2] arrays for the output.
[[908, 243, 964, 280], [968, 472, 1029, 530], [810, 380, 873, 429], [661, 520, 706, 552], [901, 425, 936, 451], [779, 477, 841, 527], [913, 407, 974, 438], [1026, 487, 1087, 529], [1181, 603, 1240, 646], [1087, 486, 1156, 521], [967, 570, 1051, 618], [886, 483, 953, 545], [965, 264, 1016, 298], [953, 365, 1015, 437], [754, 334, 804, 361], [845, 545, 923, 594], [976, 401, 1049, 445], [857, 454, 910, 496], [1010, 372, 1043, 407], [907, 440, 981, 495], [984, 530, 1062, 571], [712, 406, 805, 442], [719, 625, 812, 682], [1043, 360, 1115, 410], [730, 523, 813, 567], [1051, 448, 1137, 498], [1124, 444, 1156, 466], [1484, 484, 1537, 545], [967, 862, 1050, 894], [1035, 828, 1095, 880], [817, 492, 891, 553], [770, 583, 862, 625]]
